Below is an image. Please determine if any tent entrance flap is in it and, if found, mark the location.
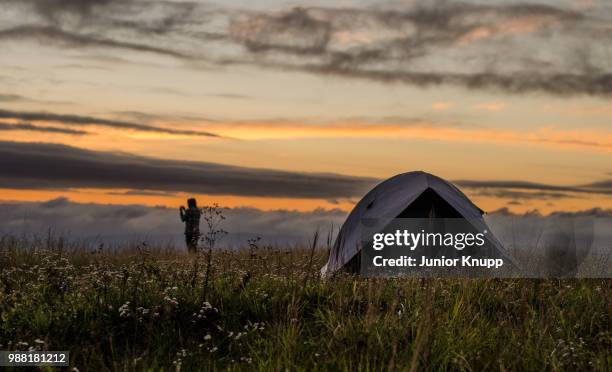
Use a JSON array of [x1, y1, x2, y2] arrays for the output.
[[396, 187, 463, 218]]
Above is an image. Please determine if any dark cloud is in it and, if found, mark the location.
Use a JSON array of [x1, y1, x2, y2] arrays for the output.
[[488, 206, 612, 218], [0, 25, 190, 59], [0, 108, 221, 137], [0, 198, 346, 246], [0, 121, 87, 135], [0, 139, 609, 200], [0, 94, 29, 102], [224, 3, 612, 96], [455, 180, 584, 193], [458, 178, 612, 197], [299, 68, 612, 97], [2, 1, 610, 96], [34, 0, 125, 20], [0, 93, 68, 105], [472, 188, 572, 201], [0, 0, 127, 23], [229, 3, 580, 57], [584, 180, 612, 189], [0, 141, 377, 198], [230, 7, 332, 55]]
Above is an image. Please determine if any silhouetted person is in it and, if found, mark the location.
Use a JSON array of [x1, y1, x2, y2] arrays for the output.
[[180, 198, 202, 254]]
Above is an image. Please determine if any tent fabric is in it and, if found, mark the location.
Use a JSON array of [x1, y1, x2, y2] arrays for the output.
[[321, 171, 507, 276]]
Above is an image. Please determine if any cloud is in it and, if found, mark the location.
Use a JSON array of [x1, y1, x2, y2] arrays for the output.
[[0, 197, 609, 250], [456, 179, 584, 193], [0, 198, 346, 246], [0, 93, 68, 105], [488, 206, 612, 218], [0, 25, 190, 59], [30, 0, 125, 20], [583, 179, 612, 189], [1, 138, 610, 202], [0, 141, 377, 198], [0, 94, 29, 102], [0, 108, 221, 137], [456, 179, 612, 195], [107, 190, 179, 197], [229, 7, 332, 55], [223, 3, 612, 96], [1, 1, 611, 96], [473, 188, 572, 201], [1, 0, 130, 25], [0, 121, 87, 135]]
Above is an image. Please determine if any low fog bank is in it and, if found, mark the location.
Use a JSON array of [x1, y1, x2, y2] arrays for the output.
[[485, 211, 612, 277], [0, 199, 610, 271], [0, 198, 346, 250]]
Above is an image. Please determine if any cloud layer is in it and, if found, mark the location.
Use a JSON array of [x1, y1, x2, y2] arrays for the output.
[[1, 0, 611, 96], [1, 139, 610, 204], [0, 120, 86, 135], [0, 109, 221, 137], [1, 197, 609, 248], [0, 197, 346, 247], [0, 140, 377, 198]]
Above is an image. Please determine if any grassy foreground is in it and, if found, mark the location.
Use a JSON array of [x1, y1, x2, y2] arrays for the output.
[[0, 236, 610, 371]]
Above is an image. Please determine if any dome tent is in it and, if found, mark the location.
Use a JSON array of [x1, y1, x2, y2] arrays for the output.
[[321, 171, 510, 276]]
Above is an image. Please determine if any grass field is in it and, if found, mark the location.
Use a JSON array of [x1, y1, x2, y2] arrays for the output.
[[0, 234, 610, 371]]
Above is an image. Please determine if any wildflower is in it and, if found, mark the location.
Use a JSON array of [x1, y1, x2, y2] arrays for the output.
[[164, 296, 179, 306], [118, 302, 130, 317]]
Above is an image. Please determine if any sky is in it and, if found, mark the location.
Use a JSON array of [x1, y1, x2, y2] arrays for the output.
[[0, 0, 611, 244]]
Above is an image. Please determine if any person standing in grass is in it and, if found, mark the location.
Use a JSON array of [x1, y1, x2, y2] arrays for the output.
[[180, 198, 202, 254]]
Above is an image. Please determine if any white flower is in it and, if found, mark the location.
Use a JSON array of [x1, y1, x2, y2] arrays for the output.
[[164, 296, 179, 306], [118, 302, 131, 317], [204, 334, 212, 340]]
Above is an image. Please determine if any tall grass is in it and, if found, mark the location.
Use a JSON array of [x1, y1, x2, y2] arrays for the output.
[[0, 234, 610, 371]]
